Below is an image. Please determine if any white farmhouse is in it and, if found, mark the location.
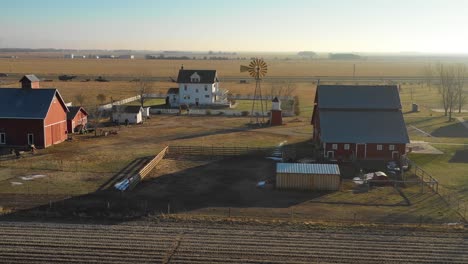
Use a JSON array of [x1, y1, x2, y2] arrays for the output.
[[175, 67, 228, 106], [112, 105, 144, 124]]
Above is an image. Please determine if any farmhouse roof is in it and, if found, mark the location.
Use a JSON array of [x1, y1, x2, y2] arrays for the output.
[[167, 88, 179, 94], [0, 88, 68, 119], [317, 85, 401, 110], [276, 163, 340, 175], [112, 105, 143, 114], [19, 74, 40, 83], [177, 69, 218, 84], [319, 110, 409, 143], [67, 106, 88, 120]]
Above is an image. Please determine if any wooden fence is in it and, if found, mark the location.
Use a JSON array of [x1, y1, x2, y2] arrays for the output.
[[406, 157, 466, 222], [166, 145, 286, 158]]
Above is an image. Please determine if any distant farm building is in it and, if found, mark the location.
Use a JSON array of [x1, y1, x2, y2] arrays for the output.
[[0, 75, 69, 148], [276, 163, 341, 191], [67, 106, 88, 133], [118, 55, 135, 59], [112, 105, 144, 124], [312, 85, 409, 161], [169, 66, 228, 107]]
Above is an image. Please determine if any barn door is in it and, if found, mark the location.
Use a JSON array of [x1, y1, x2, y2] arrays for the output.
[[27, 133, 34, 145], [356, 144, 366, 159]]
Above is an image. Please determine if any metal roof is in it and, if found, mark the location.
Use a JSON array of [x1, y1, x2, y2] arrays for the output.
[[112, 105, 143, 113], [177, 70, 217, 84], [19, 74, 40, 82], [276, 163, 340, 175], [0, 88, 66, 119], [317, 85, 401, 110], [67, 106, 88, 120], [319, 110, 410, 143]]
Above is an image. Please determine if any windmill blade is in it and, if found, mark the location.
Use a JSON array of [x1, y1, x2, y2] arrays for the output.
[[240, 65, 251, 73]]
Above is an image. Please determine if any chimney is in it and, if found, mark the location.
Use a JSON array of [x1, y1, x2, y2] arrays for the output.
[[19, 75, 40, 89]]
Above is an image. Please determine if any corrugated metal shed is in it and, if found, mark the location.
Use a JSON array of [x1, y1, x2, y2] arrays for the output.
[[276, 163, 340, 175], [276, 163, 341, 191]]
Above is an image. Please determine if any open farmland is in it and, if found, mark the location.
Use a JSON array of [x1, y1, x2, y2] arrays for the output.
[[0, 221, 466, 264]]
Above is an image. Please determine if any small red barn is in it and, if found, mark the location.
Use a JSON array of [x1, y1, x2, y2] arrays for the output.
[[67, 106, 88, 133], [0, 75, 69, 149], [311, 85, 409, 161]]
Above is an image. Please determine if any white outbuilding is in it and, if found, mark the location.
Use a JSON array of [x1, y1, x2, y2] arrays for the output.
[[112, 105, 144, 124]]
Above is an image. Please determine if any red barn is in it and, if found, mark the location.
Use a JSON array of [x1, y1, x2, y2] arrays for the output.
[[0, 75, 69, 149], [67, 106, 88, 133], [311, 85, 409, 161]]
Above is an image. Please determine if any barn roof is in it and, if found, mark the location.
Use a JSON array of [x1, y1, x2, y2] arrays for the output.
[[19, 74, 40, 82], [177, 70, 217, 84], [317, 85, 401, 110], [276, 163, 340, 175], [319, 110, 410, 144], [67, 106, 88, 120], [0, 88, 68, 119]]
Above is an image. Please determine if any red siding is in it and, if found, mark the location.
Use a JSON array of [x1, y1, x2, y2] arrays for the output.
[[324, 143, 406, 161], [44, 95, 68, 147], [67, 109, 88, 133], [0, 119, 45, 148]]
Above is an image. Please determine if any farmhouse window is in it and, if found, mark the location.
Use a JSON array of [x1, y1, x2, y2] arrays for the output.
[[377, 145, 383, 151], [389, 145, 395, 151], [332, 144, 338, 150], [184, 85, 187, 90], [196, 89, 199, 93], [0, 133, 5, 144], [205, 95, 209, 98], [344, 144, 350, 150], [204, 85, 208, 91]]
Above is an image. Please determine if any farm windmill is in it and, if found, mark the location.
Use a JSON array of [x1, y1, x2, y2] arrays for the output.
[[240, 58, 268, 123]]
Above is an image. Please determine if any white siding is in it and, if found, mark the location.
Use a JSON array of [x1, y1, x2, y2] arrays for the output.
[[112, 112, 142, 124], [178, 83, 216, 105]]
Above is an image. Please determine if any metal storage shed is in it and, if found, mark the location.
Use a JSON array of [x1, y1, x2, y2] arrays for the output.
[[276, 163, 341, 191]]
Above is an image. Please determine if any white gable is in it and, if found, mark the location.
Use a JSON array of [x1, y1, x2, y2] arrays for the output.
[[190, 72, 201, 83]]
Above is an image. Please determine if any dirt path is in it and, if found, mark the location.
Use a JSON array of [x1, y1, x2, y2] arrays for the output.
[[0, 221, 466, 264]]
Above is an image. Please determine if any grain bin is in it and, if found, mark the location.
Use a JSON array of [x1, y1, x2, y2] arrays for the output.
[[276, 163, 341, 191]]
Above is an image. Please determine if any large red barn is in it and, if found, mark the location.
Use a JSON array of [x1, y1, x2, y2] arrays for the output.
[[0, 75, 69, 149], [311, 85, 409, 161]]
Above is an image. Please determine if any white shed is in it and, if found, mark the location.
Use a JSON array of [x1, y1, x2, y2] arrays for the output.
[[276, 163, 341, 191], [112, 105, 143, 124]]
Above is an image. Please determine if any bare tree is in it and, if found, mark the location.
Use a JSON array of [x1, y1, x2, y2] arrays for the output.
[[436, 63, 457, 121], [454, 64, 467, 113], [96, 93, 107, 105], [422, 64, 433, 89], [136, 78, 152, 108], [75, 93, 86, 106]]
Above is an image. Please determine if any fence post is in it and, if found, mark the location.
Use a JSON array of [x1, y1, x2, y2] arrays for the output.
[[167, 203, 171, 214]]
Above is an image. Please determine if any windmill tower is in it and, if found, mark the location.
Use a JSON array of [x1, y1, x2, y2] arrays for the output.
[[240, 58, 268, 124]]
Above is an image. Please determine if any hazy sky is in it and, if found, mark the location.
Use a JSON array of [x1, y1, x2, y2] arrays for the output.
[[2, 0, 468, 53]]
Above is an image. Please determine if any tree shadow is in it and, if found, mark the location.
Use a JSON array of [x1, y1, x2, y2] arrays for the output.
[[431, 122, 468, 137], [449, 149, 468, 163]]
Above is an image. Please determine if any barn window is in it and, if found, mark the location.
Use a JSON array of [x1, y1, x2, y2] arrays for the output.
[[344, 144, 350, 150], [389, 145, 395, 151], [332, 144, 338, 150], [0, 133, 5, 144], [377, 145, 383, 151]]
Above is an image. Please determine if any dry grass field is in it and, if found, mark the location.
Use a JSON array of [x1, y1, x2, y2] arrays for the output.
[[1, 57, 467, 225]]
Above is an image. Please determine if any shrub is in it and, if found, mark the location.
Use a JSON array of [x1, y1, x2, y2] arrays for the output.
[[241, 111, 249, 117], [294, 96, 300, 116], [206, 109, 212, 115]]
